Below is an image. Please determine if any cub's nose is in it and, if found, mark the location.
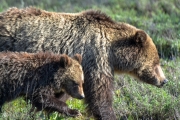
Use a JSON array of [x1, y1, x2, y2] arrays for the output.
[[79, 93, 85, 99], [161, 79, 168, 86]]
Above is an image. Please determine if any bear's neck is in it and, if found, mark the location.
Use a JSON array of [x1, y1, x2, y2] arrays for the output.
[[112, 40, 142, 72]]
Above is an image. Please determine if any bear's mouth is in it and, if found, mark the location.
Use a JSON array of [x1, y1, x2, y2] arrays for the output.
[[157, 79, 168, 88]]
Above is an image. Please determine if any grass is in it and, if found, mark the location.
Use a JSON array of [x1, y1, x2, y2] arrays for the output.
[[0, 0, 180, 119]]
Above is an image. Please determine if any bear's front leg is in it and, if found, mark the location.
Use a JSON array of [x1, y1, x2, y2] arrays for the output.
[[30, 94, 81, 117], [84, 71, 116, 120]]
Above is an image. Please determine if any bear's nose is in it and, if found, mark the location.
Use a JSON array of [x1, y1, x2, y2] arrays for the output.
[[80, 93, 85, 99], [161, 79, 168, 86]]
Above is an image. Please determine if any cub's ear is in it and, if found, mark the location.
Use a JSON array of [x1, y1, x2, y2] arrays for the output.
[[73, 54, 82, 64], [59, 54, 72, 68], [134, 30, 147, 46]]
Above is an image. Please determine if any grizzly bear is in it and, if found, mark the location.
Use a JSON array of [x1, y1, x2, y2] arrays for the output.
[[0, 7, 168, 120], [0, 51, 84, 117]]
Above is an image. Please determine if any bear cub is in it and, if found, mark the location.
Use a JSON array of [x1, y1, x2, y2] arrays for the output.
[[0, 51, 84, 117]]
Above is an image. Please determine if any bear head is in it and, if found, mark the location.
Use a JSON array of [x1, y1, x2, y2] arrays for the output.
[[56, 54, 85, 99], [113, 30, 168, 87]]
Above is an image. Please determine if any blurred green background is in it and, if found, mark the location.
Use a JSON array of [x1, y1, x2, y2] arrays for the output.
[[0, 0, 180, 120]]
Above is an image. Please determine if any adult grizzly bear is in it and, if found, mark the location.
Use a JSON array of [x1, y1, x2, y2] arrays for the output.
[[0, 7, 167, 120], [0, 51, 84, 117]]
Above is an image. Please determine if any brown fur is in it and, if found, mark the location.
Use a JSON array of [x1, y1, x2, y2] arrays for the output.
[[0, 7, 167, 120], [0, 51, 84, 117]]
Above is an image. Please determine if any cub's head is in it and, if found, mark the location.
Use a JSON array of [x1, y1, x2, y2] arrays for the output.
[[113, 29, 168, 87], [58, 54, 84, 99]]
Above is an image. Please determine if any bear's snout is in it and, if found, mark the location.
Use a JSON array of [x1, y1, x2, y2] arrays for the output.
[[75, 93, 85, 99], [161, 79, 168, 86], [157, 79, 168, 88], [78, 88, 85, 99], [79, 93, 85, 99]]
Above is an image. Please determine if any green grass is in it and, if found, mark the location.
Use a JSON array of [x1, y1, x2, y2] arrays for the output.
[[0, 0, 180, 119]]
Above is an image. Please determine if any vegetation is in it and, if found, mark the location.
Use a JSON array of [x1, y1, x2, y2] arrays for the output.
[[0, 0, 179, 119]]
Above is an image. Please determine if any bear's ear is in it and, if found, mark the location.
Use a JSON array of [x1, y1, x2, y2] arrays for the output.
[[134, 30, 147, 46], [59, 54, 72, 68], [73, 54, 82, 64]]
